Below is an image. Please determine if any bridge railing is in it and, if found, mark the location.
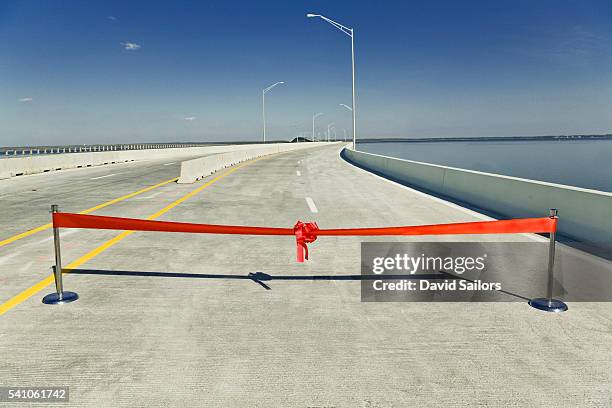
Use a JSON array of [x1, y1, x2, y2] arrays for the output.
[[342, 147, 612, 257], [1, 143, 208, 157]]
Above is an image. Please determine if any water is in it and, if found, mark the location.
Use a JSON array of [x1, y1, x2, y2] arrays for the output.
[[359, 139, 612, 193]]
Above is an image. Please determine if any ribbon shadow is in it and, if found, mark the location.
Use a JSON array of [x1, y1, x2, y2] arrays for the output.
[[66, 269, 529, 300], [66, 269, 452, 292]]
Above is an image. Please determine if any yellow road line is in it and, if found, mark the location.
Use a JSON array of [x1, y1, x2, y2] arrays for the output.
[[0, 177, 178, 249], [0, 224, 54, 248], [79, 178, 178, 215], [0, 159, 259, 316]]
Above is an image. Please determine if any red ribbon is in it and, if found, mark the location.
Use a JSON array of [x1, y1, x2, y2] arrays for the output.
[[53, 213, 292, 236], [293, 221, 319, 262], [53, 213, 557, 263]]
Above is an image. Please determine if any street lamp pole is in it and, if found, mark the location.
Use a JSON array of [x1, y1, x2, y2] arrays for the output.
[[262, 81, 285, 144], [327, 123, 334, 142], [312, 112, 323, 142], [350, 30, 356, 149], [307, 14, 357, 150], [339, 104, 352, 143]]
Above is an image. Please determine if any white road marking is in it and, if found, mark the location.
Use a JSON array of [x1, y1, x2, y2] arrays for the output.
[[163, 162, 177, 166], [136, 191, 164, 200], [36, 229, 79, 244], [90, 173, 120, 180], [305, 197, 318, 213], [296, 170, 301, 176], [0, 251, 22, 266]]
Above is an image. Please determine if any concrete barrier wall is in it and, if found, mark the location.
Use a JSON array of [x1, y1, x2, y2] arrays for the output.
[[343, 148, 612, 254], [0, 143, 323, 181], [177, 142, 331, 184]]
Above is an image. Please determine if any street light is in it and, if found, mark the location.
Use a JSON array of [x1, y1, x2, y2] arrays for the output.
[[327, 123, 334, 142], [339, 104, 352, 142], [262, 81, 285, 143], [312, 112, 323, 142], [307, 13, 357, 149]]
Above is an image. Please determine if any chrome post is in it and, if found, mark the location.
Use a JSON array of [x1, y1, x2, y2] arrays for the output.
[[546, 211, 557, 302], [42, 205, 78, 305], [529, 209, 567, 312]]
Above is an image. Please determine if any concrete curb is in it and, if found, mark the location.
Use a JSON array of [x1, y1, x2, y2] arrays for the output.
[[0, 143, 329, 180], [177, 142, 332, 184], [342, 147, 612, 256]]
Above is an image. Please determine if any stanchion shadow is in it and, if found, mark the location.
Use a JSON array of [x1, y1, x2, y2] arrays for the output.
[[66, 269, 451, 292], [66, 269, 529, 300]]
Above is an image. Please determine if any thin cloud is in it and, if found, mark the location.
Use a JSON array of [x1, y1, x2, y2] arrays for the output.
[[183, 116, 197, 121], [548, 26, 606, 63], [121, 42, 141, 51], [107, 16, 117, 21], [18, 97, 33, 103], [501, 25, 610, 67]]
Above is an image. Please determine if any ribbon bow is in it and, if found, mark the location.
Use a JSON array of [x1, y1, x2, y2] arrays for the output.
[[293, 221, 319, 262]]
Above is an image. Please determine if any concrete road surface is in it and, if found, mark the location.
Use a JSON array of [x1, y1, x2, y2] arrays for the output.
[[0, 145, 611, 407]]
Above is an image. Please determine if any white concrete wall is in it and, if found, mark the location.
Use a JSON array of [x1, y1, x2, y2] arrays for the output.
[[177, 142, 331, 184], [343, 148, 612, 254], [0, 143, 324, 181]]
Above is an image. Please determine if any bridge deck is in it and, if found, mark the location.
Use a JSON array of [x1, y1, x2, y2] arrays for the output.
[[0, 145, 610, 406]]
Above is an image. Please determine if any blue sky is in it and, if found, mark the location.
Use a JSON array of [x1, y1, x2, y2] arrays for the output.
[[2, 0, 612, 145]]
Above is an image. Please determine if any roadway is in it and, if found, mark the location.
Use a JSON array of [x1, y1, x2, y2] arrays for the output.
[[0, 144, 611, 406], [0, 153, 217, 238]]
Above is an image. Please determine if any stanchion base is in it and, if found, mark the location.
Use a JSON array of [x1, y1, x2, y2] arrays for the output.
[[528, 298, 568, 313], [42, 291, 79, 305]]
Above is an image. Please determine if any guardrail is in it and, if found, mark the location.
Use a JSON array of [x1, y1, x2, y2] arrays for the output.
[[0, 143, 329, 180], [1, 143, 207, 157], [177, 142, 332, 183], [342, 148, 612, 256]]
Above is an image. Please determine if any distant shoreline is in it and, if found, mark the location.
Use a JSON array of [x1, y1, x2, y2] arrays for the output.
[[358, 134, 612, 143]]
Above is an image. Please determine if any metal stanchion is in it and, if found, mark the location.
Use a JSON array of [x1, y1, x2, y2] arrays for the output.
[[42, 205, 78, 305], [529, 209, 568, 312]]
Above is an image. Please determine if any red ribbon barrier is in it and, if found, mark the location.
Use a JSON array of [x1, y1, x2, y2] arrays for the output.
[[53, 213, 292, 236], [53, 213, 557, 263]]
